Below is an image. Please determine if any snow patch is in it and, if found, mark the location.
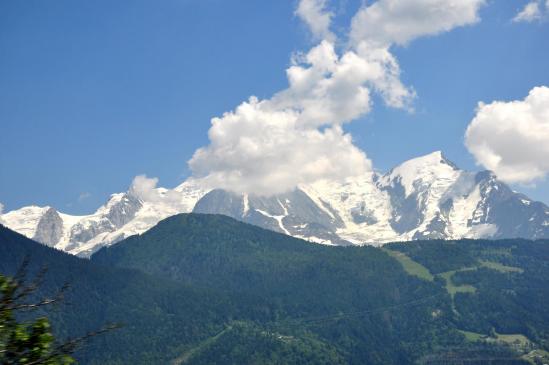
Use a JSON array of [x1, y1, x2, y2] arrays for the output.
[[255, 209, 291, 235]]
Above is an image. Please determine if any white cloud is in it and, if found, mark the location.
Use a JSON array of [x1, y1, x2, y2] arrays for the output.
[[129, 175, 181, 204], [0, 203, 4, 224], [465, 86, 549, 184], [349, 0, 486, 47], [190, 96, 371, 195], [273, 40, 403, 125], [129, 175, 160, 201], [188, 40, 400, 195], [189, 0, 486, 196], [353, 43, 416, 109], [513, 1, 543, 23], [295, 0, 335, 42]]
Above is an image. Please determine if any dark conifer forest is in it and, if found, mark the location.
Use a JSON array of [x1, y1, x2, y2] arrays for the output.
[[1, 214, 548, 364]]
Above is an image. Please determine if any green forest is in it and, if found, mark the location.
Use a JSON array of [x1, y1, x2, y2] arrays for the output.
[[1, 214, 548, 364]]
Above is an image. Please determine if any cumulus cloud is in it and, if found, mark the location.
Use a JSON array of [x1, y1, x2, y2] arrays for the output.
[[349, 0, 486, 47], [129, 175, 181, 204], [465, 86, 549, 184], [129, 175, 159, 201], [190, 97, 371, 195], [295, 0, 335, 42], [188, 40, 385, 195], [513, 1, 546, 23], [0, 203, 4, 225], [189, 0, 486, 195]]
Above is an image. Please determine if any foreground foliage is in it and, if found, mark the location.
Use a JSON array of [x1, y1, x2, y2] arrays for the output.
[[0, 271, 74, 364]]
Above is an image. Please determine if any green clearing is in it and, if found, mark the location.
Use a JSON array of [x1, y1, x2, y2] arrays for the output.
[[382, 247, 523, 298], [459, 330, 485, 342], [382, 248, 434, 281], [458, 330, 546, 364], [437, 259, 522, 298], [458, 330, 531, 347], [495, 333, 532, 348], [439, 269, 477, 297], [480, 260, 524, 273]]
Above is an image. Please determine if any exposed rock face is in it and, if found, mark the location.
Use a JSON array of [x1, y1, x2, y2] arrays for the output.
[[471, 171, 549, 239], [33, 208, 64, 247], [69, 193, 143, 243], [194, 189, 347, 244]]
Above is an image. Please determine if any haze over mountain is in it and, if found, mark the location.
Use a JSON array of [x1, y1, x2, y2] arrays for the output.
[[3, 151, 548, 257]]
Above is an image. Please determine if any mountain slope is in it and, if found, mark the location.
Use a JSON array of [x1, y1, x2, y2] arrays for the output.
[[92, 213, 458, 364], [3, 215, 547, 363], [92, 213, 548, 363], [195, 151, 549, 244], [0, 223, 269, 364]]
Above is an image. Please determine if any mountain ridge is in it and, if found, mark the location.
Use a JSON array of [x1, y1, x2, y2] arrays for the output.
[[195, 151, 549, 245], [2, 151, 549, 256]]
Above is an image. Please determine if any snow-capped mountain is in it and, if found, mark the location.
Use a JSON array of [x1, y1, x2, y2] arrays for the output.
[[2, 151, 549, 256], [193, 151, 549, 244], [0, 179, 207, 257]]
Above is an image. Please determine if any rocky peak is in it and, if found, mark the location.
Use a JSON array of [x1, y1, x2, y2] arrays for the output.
[[33, 207, 63, 247]]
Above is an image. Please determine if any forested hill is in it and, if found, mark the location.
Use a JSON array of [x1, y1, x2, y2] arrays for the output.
[[2, 215, 549, 364], [0, 223, 262, 364]]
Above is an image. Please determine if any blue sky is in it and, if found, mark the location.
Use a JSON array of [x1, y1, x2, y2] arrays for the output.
[[1, 0, 548, 214]]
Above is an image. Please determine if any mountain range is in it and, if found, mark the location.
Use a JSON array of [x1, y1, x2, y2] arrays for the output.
[[2, 151, 548, 256]]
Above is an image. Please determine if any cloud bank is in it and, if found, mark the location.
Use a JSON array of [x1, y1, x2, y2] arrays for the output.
[[189, 0, 486, 195], [465, 86, 549, 184]]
